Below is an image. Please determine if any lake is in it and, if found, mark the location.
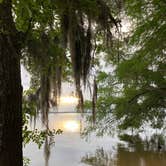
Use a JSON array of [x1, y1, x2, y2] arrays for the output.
[[23, 103, 166, 166]]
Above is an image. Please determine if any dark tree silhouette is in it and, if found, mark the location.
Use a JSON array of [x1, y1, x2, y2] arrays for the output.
[[0, 0, 23, 165]]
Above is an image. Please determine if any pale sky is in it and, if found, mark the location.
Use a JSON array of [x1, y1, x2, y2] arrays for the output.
[[21, 65, 31, 90], [21, 65, 91, 99]]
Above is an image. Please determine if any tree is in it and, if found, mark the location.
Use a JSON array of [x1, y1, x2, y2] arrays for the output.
[[0, 0, 118, 165], [115, 0, 166, 130], [83, 0, 166, 135], [0, 0, 23, 165]]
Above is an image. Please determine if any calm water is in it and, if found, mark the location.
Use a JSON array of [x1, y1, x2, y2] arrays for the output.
[[23, 112, 166, 166]]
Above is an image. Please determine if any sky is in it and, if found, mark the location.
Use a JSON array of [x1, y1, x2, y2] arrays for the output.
[[21, 65, 91, 100], [21, 65, 90, 112], [21, 65, 31, 90]]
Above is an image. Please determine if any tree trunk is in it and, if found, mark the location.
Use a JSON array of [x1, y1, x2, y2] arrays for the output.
[[0, 0, 23, 165]]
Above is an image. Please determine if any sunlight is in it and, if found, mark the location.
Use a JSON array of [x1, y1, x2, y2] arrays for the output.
[[60, 96, 78, 105], [64, 120, 79, 132]]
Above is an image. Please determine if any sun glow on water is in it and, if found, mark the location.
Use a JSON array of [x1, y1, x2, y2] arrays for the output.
[[64, 120, 79, 132]]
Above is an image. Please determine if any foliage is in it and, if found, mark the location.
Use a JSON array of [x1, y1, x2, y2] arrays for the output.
[[22, 90, 63, 149], [1, 0, 119, 165], [23, 120, 62, 149], [82, 71, 119, 136], [23, 157, 30, 166], [83, 0, 166, 135], [22, 89, 62, 166], [114, 0, 166, 130], [12, 0, 119, 117]]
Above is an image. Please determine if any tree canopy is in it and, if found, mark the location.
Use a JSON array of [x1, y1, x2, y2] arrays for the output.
[[83, 0, 166, 134]]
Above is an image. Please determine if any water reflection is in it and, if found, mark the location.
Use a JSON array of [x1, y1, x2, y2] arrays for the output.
[[81, 148, 116, 166], [81, 144, 166, 166], [43, 118, 55, 166], [44, 136, 51, 166], [48, 113, 83, 133], [42, 113, 82, 166], [25, 113, 166, 166], [64, 120, 80, 132], [116, 144, 166, 166]]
